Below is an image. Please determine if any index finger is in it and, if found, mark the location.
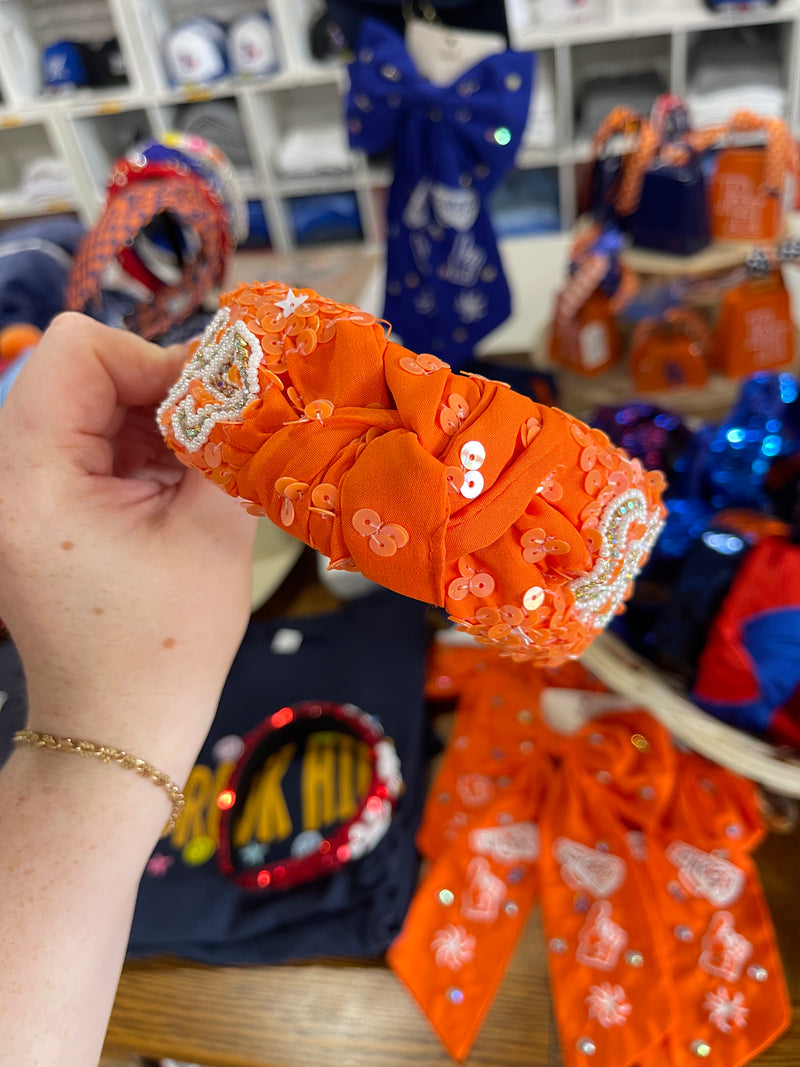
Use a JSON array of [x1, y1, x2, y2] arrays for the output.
[[6, 312, 189, 445]]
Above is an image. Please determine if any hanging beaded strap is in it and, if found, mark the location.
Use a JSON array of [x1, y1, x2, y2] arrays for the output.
[[12, 730, 185, 832]]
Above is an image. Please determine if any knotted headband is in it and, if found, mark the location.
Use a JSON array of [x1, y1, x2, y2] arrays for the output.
[[158, 281, 666, 665]]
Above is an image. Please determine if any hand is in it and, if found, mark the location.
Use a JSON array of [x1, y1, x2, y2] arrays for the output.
[[0, 313, 256, 777]]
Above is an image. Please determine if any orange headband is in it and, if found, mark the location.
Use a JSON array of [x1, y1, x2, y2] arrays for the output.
[[158, 282, 666, 665]]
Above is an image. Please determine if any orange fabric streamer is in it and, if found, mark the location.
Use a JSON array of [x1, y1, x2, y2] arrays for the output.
[[725, 110, 798, 196], [388, 646, 790, 1064], [159, 282, 666, 665]]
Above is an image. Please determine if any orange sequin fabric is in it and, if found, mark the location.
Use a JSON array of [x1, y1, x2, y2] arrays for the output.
[[158, 281, 666, 665]]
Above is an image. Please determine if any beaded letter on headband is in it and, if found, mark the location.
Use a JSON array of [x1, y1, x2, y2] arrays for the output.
[[158, 282, 666, 665]]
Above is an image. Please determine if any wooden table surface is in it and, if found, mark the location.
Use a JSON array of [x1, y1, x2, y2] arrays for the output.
[[103, 802, 800, 1067]]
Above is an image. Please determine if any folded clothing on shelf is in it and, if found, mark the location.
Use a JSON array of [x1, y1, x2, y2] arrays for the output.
[[19, 157, 75, 205], [178, 100, 252, 169], [688, 87, 786, 129], [289, 193, 362, 245], [275, 125, 352, 177], [577, 72, 668, 140], [489, 167, 561, 237], [687, 26, 786, 126], [0, 215, 84, 331]]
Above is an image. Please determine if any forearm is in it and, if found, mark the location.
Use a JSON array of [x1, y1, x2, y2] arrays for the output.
[[0, 705, 208, 1067]]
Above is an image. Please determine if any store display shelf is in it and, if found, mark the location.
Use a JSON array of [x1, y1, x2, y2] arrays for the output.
[[276, 170, 360, 197], [510, 0, 800, 51], [42, 88, 150, 120], [2, 1, 800, 252], [0, 191, 76, 221], [364, 164, 393, 189], [156, 65, 343, 108], [516, 144, 561, 169], [236, 171, 262, 199], [0, 105, 55, 128]]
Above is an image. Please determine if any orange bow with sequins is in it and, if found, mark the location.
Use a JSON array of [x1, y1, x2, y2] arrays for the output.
[[158, 281, 666, 666], [388, 647, 790, 1064]]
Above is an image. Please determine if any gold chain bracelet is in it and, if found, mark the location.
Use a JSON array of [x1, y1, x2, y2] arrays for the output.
[[12, 730, 185, 833]]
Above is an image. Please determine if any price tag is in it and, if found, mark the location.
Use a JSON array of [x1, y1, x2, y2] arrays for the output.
[[183, 84, 212, 102]]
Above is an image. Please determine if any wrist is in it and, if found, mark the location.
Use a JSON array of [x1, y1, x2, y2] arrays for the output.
[[24, 690, 218, 788], [6, 741, 176, 857]]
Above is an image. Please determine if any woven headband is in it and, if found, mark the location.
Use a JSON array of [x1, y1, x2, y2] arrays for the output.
[[158, 282, 666, 665], [66, 176, 227, 340]]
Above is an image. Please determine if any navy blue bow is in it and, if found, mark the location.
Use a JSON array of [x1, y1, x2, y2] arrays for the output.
[[347, 19, 534, 368]]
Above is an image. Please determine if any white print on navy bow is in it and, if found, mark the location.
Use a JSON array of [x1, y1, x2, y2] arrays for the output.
[[431, 184, 480, 232], [410, 231, 433, 276], [455, 289, 489, 324], [461, 857, 507, 923], [441, 233, 487, 287], [402, 179, 480, 234], [704, 986, 749, 1034], [699, 911, 753, 983], [666, 842, 745, 907], [552, 838, 627, 898], [403, 178, 433, 229], [469, 822, 539, 865], [576, 901, 629, 972], [431, 923, 476, 970], [414, 287, 437, 316], [586, 983, 632, 1028]]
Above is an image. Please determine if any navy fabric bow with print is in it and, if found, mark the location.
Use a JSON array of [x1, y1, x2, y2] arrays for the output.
[[347, 19, 534, 368]]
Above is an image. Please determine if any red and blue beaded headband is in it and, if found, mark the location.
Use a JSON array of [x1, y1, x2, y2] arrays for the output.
[[216, 701, 404, 891]]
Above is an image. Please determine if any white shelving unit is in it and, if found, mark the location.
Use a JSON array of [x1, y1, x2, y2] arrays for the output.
[[0, 0, 798, 252]]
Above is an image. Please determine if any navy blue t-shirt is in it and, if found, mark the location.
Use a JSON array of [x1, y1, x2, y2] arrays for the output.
[[127, 589, 431, 964]]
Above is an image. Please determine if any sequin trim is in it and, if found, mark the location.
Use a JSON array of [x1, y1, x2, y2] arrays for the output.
[[158, 308, 263, 452], [569, 489, 665, 630]]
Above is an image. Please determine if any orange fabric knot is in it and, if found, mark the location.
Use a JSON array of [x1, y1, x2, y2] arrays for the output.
[[158, 281, 667, 665]]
